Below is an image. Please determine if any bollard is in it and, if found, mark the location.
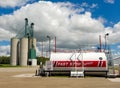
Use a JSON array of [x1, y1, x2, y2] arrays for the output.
[[35, 70, 38, 76]]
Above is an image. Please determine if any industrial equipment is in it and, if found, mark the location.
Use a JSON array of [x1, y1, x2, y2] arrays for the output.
[[10, 18, 37, 66], [38, 52, 108, 77]]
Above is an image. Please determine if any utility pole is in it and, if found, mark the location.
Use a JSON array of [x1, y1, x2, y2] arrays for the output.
[[54, 36, 56, 53], [99, 35, 102, 52], [104, 33, 109, 51], [47, 35, 51, 58]]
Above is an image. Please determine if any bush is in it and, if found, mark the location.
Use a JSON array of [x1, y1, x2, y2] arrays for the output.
[[0, 56, 49, 65], [0, 56, 10, 64], [37, 57, 49, 65]]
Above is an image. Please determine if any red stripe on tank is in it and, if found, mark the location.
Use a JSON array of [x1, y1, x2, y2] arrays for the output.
[[52, 61, 106, 67]]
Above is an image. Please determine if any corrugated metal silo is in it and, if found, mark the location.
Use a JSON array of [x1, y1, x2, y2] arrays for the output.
[[20, 38, 28, 66], [28, 38, 37, 66], [10, 37, 19, 66]]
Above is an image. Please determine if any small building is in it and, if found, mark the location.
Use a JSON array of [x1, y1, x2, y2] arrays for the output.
[[113, 57, 120, 65]]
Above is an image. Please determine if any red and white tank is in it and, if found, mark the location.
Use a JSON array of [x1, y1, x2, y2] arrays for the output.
[[50, 52, 108, 71]]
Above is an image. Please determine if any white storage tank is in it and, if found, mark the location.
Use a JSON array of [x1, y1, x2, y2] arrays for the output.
[[50, 52, 108, 71], [19, 38, 28, 66], [10, 37, 19, 66]]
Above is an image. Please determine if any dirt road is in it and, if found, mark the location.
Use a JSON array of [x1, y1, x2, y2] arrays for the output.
[[0, 67, 120, 88]]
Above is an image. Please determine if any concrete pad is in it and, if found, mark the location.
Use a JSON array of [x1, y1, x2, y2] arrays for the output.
[[108, 78, 120, 82], [12, 74, 35, 77]]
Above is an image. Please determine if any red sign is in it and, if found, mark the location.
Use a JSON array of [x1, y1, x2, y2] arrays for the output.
[[53, 61, 106, 67]]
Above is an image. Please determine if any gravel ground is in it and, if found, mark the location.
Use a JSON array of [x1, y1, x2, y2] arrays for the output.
[[0, 66, 39, 72], [0, 67, 120, 88]]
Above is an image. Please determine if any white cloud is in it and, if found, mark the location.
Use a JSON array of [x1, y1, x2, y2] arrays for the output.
[[105, 22, 120, 44], [81, 2, 88, 7], [69, 12, 104, 33], [113, 22, 120, 32], [117, 45, 120, 49], [0, 1, 105, 49], [98, 16, 107, 24], [104, 0, 115, 4], [90, 3, 98, 8], [1, 1, 120, 56], [0, 45, 10, 56], [0, 0, 32, 8], [81, 2, 98, 9], [0, 27, 14, 40]]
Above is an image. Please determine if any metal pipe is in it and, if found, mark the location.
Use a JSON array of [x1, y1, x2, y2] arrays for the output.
[[41, 41, 43, 57], [30, 23, 34, 38], [99, 35, 102, 52], [104, 33, 109, 51], [25, 18, 28, 37], [47, 35, 51, 58], [54, 36, 56, 53]]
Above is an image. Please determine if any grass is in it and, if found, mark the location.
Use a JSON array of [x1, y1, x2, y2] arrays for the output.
[[0, 64, 21, 68], [114, 66, 120, 70]]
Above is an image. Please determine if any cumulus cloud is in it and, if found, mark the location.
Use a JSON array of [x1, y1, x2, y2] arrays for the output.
[[104, 22, 120, 44], [69, 12, 104, 33], [117, 45, 120, 49], [0, 0, 33, 8], [91, 3, 98, 8], [0, 27, 13, 40], [104, 0, 115, 4], [0, 45, 10, 56], [0, 1, 106, 48], [98, 16, 107, 24], [0, 1, 120, 56], [81, 2, 98, 9]]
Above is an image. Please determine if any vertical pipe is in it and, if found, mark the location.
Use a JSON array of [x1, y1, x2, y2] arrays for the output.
[[41, 41, 43, 57], [104, 33, 109, 51], [54, 36, 56, 53], [99, 35, 102, 52], [25, 18, 28, 37], [49, 37, 51, 59], [47, 36, 51, 58], [30, 23, 34, 38]]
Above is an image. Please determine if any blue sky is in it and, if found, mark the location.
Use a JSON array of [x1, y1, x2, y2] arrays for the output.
[[45, 0, 120, 27], [0, 0, 119, 27], [0, 0, 120, 57]]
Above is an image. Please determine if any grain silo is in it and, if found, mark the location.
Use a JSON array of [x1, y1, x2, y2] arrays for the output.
[[19, 37, 28, 66], [10, 37, 19, 66], [10, 18, 37, 66]]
